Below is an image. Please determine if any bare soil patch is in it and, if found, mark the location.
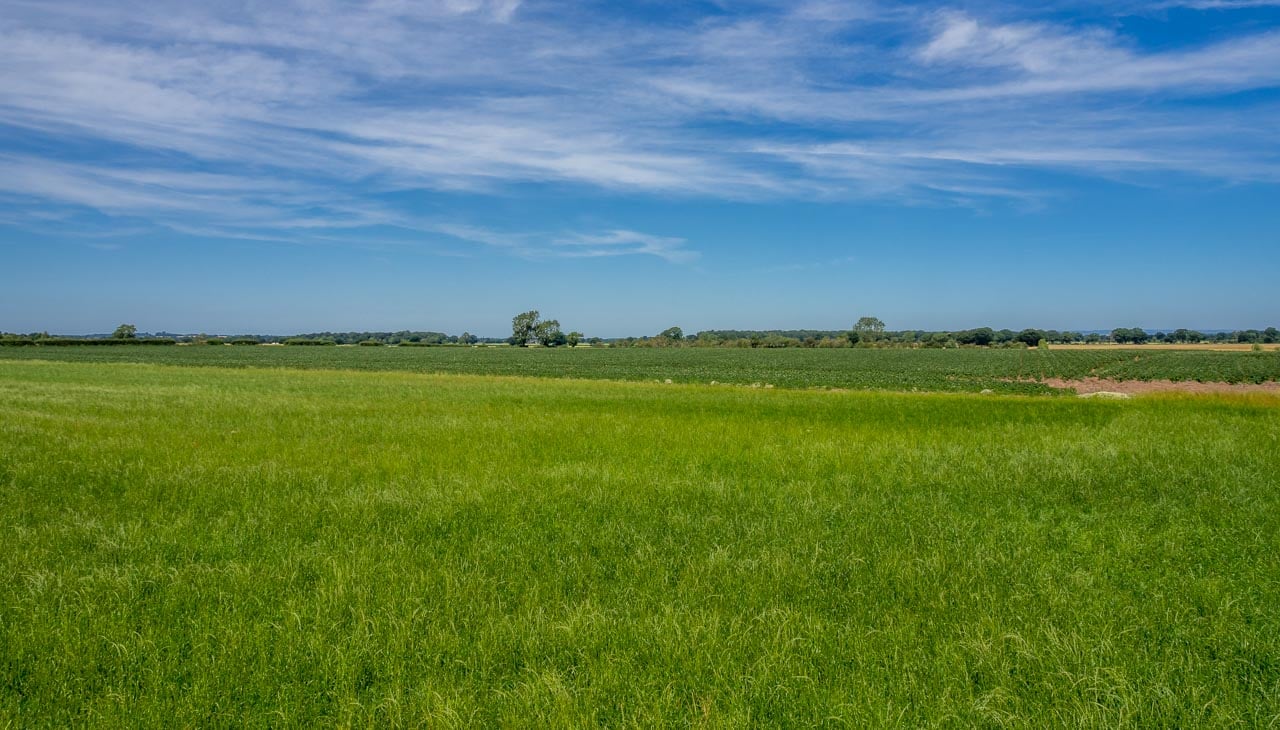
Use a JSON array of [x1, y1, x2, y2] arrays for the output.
[[1039, 377, 1280, 395]]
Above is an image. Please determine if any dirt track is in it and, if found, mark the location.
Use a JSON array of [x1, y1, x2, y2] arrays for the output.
[[1040, 377, 1280, 395]]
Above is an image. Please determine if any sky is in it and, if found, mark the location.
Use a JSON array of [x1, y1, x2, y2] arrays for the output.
[[1, 0, 1278, 336]]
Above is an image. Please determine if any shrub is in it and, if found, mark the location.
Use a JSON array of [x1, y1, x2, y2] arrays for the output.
[[284, 338, 336, 346], [35, 338, 175, 346]]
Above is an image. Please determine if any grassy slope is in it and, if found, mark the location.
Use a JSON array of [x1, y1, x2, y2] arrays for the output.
[[2, 360, 1279, 726], [2, 345, 1279, 393]]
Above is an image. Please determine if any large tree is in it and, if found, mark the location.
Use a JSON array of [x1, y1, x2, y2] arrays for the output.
[[853, 317, 885, 339], [957, 327, 995, 346], [1016, 328, 1046, 347], [511, 311, 539, 347], [535, 319, 564, 347], [512, 310, 573, 347], [112, 323, 137, 340]]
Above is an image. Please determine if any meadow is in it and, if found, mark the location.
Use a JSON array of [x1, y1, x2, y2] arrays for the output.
[[2, 344, 1279, 394], [2, 359, 1278, 725]]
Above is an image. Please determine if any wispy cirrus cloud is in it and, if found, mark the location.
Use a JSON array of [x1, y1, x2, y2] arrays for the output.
[[914, 12, 1280, 99], [434, 224, 696, 263], [0, 154, 693, 261], [553, 230, 697, 263], [0, 0, 1277, 257], [1155, 0, 1280, 8]]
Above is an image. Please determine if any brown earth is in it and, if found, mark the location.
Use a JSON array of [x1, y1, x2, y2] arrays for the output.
[[1038, 377, 1280, 395]]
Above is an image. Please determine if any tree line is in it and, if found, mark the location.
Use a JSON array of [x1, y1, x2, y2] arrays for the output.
[[3, 318, 1278, 349], [0, 328, 500, 347], [605, 321, 1280, 349]]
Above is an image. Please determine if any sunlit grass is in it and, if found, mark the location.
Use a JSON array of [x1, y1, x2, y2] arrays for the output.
[[2, 361, 1278, 725]]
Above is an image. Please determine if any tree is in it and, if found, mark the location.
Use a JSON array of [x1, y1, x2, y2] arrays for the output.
[[956, 327, 994, 346], [1111, 327, 1149, 344], [458, 332, 478, 345], [112, 323, 137, 340], [566, 331, 582, 347], [1236, 330, 1261, 344], [1016, 328, 1045, 347], [853, 317, 885, 340], [923, 331, 952, 348], [659, 326, 684, 341], [511, 310, 539, 347], [534, 318, 563, 346]]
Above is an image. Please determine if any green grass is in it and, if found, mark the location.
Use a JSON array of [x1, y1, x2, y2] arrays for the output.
[[2, 344, 1279, 394], [2, 359, 1278, 726]]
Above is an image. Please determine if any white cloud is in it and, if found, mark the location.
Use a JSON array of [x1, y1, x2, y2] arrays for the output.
[[434, 224, 696, 262], [918, 12, 1125, 73], [1157, 0, 1280, 7], [913, 17, 1280, 100], [0, 0, 1277, 248], [554, 230, 698, 263]]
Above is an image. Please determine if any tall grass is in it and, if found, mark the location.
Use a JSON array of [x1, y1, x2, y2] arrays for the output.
[[2, 361, 1278, 725]]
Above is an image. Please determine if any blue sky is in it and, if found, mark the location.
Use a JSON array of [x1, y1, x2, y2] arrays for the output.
[[1, 0, 1277, 336]]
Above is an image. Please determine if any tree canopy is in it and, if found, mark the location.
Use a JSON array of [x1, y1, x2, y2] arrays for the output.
[[659, 326, 684, 341], [510, 311, 572, 347], [853, 317, 885, 336], [535, 319, 565, 347], [510, 311, 540, 347]]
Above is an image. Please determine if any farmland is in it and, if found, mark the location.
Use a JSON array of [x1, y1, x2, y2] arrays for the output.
[[2, 358, 1279, 725], [1051, 343, 1280, 352], [1, 344, 1278, 394]]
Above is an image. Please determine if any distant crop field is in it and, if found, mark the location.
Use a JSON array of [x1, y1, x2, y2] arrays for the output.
[[2, 360, 1279, 725], [1051, 343, 1280, 352], [2, 344, 1278, 393]]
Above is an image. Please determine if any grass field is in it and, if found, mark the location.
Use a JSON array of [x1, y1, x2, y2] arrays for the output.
[[2, 344, 1279, 393], [2, 359, 1279, 725]]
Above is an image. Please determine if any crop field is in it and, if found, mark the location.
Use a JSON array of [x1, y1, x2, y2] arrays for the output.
[[2, 344, 1278, 393], [2, 359, 1279, 725], [1052, 343, 1280, 352]]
